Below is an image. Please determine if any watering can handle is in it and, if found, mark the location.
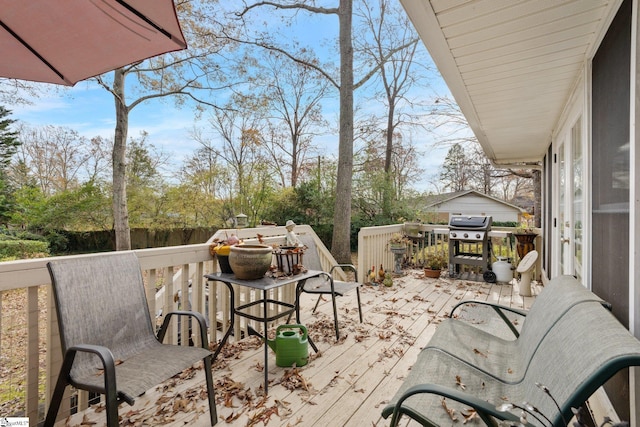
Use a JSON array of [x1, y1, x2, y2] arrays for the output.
[[276, 324, 308, 340]]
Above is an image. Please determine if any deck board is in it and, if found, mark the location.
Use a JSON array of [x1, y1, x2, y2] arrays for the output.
[[56, 271, 540, 427]]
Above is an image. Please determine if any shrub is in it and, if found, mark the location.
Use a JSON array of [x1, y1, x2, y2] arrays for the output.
[[43, 230, 69, 253], [0, 239, 49, 260]]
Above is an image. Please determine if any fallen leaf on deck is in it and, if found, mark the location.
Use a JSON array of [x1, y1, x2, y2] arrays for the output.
[[441, 398, 458, 421], [473, 348, 488, 358], [95, 359, 124, 376], [462, 408, 479, 424], [456, 375, 466, 390], [80, 414, 96, 425], [285, 416, 304, 426], [246, 402, 279, 427]]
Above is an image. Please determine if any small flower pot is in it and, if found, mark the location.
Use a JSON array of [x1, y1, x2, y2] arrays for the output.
[[424, 268, 441, 278], [217, 255, 233, 274]]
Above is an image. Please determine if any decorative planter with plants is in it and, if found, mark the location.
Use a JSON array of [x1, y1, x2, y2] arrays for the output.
[[424, 252, 447, 278], [513, 232, 537, 259], [403, 221, 422, 239], [514, 213, 537, 258], [388, 233, 408, 274], [388, 233, 408, 252]]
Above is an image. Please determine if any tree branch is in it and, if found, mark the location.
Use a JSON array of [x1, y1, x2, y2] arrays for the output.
[[238, 1, 338, 17], [219, 31, 340, 88], [354, 37, 419, 90]]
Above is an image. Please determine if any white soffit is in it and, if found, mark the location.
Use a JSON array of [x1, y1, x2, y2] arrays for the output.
[[401, 0, 618, 164]]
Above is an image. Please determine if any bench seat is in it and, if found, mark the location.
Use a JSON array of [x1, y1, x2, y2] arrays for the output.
[[383, 300, 640, 426], [424, 276, 606, 382]]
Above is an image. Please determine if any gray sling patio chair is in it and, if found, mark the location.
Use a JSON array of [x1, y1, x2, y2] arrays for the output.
[[44, 252, 217, 427], [297, 234, 363, 340]]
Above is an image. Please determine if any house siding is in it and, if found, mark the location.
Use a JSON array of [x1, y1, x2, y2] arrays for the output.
[[429, 194, 521, 223]]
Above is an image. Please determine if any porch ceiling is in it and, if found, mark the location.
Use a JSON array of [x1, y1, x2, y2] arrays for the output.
[[401, 0, 619, 166]]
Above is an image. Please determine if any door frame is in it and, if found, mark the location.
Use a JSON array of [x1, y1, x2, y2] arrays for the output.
[[551, 78, 588, 280]]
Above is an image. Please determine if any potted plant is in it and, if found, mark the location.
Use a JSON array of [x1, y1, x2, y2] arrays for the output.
[[424, 252, 447, 278], [388, 233, 408, 251], [403, 219, 422, 239], [513, 213, 537, 258], [209, 234, 241, 274]]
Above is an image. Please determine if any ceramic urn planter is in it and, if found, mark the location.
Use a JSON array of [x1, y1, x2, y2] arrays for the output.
[[229, 244, 273, 280]]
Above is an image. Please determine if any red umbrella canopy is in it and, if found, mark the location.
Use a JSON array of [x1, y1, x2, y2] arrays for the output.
[[0, 0, 186, 86]]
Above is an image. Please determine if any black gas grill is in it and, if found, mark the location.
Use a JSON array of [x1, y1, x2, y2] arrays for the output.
[[448, 215, 495, 282]]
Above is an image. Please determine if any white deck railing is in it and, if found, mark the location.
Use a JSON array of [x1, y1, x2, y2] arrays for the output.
[[357, 224, 535, 278], [0, 223, 540, 425]]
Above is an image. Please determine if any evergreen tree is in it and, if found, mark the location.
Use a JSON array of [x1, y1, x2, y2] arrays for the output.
[[440, 143, 469, 192], [0, 107, 20, 225], [0, 106, 19, 166]]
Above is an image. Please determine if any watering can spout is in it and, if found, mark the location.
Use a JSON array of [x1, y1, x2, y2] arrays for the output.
[[267, 337, 277, 352], [247, 324, 280, 352]]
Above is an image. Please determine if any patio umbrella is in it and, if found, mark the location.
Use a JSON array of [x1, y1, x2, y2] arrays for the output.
[[0, 0, 186, 86]]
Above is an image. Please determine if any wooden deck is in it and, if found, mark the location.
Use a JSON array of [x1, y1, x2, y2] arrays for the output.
[[56, 271, 540, 427]]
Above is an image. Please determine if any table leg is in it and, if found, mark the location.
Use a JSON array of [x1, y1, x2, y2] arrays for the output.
[[262, 289, 269, 393], [211, 281, 235, 362]]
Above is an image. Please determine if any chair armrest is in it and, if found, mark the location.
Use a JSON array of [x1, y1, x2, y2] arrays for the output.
[[383, 383, 521, 426], [451, 300, 528, 317], [330, 263, 358, 281], [450, 300, 528, 338], [157, 310, 210, 350], [65, 344, 135, 405]]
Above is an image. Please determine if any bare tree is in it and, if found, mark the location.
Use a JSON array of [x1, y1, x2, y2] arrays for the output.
[[259, 51, 329, 188], [13, 124, 101, 195], [235, 0, 416, 262], [0, 79, 44, 105], [205, 95, 276, 224], [353, 127, 422, 220], [95, 0, 236, 250], [179, 135, 225, 198], [355, 0, 421, 217]]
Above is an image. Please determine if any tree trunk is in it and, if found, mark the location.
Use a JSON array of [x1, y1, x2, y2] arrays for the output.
[[112, 68, 131, 250], [331, 0, 354, 263], [381, 104, 395, 219], [533, 169, 542, 228]]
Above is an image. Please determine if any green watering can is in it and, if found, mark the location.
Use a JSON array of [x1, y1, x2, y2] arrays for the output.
[[266, 324, 309, 367]]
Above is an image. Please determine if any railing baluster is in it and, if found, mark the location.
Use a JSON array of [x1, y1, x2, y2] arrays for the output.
[[165, 266, 175, 345], [26, 286, 39, 423], [192, 262, 204, 348]]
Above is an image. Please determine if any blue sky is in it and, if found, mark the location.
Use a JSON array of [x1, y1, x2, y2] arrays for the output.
[[7, 3, 458, 193]]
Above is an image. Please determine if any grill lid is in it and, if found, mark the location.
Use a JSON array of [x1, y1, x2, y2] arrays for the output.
[[449, 215, 492, 230]]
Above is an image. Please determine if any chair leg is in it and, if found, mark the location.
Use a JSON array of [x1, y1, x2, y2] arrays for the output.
[[330, 292, 340, 340], [203, 355, 218, 426], [312, 295, 323, 313], [103, 371, 120, 427], [356, 287, 363, 323], [43, 366, 72, 426], [44, 348, 81, 427]]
